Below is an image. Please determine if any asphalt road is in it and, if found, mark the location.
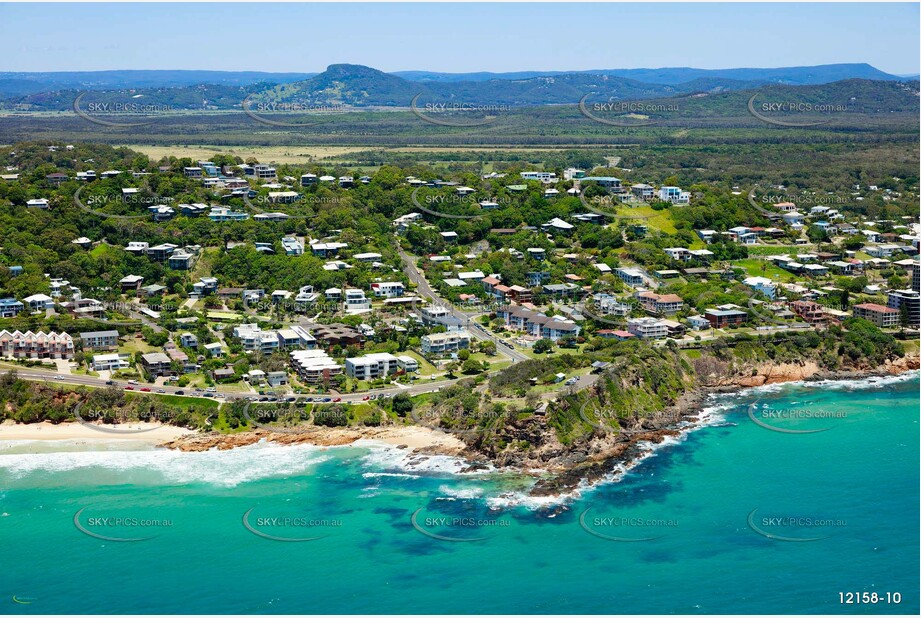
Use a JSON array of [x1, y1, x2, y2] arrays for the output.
[[397, 245, 530, 363]]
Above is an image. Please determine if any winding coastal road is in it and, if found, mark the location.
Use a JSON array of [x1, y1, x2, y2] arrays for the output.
[[396, 245, 529, 363]]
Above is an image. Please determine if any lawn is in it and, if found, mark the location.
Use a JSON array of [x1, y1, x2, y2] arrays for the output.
[[616, 205, 677, 235], [735, 258, 798, 282]]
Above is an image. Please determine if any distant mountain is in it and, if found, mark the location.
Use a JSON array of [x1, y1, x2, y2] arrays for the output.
[[0, 70, 316, 92], [1, 64, 914, 112], [249, 63, 913, 109], [260, 64, 681, 107], [394, 63, 903, 85]]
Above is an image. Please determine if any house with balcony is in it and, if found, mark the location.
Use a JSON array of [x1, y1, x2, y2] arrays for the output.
[[0, 298, 24, 318], [370, 282, 405, 298], [657, 186, 690, 204], [421, 331, 471, 356], [626, 317, 668, 339]]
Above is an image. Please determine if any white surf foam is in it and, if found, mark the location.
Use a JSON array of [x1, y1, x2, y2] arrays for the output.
[[0, 440, 332, 487]]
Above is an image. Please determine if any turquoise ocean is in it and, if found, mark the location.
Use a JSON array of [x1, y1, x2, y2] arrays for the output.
[[1, 373, 918, 614]]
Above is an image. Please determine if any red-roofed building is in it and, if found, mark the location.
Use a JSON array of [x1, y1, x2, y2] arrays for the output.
[[636, 291, 684, 315], [852, 302, 899, 327]]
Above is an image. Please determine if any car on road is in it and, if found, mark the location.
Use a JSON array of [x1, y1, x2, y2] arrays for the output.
[[202, 393, 214, 397], [55, 374, 64, 379], [304, 397, 314, 403], [259, 396, 268, 402], [362, 395, 370, 401], [321, 397, 332, 403], [157, 388, 166, 393], [140, 387, 151, 392], [128, 380, 138, 385], [124, 386, 134, 390], [105, 380, 114, 385], [565, 377, 578, 386], [175, 390, 185, 396], [332, 397, 342, 402]]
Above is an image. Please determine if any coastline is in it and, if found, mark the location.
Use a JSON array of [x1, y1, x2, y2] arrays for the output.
[[524, 356, 921, 498], [2, 356, 917, 498], [0, 420, 194, 444]]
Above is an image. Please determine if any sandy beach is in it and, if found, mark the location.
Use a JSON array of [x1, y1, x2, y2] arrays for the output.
[[0, 420, 195, 443]]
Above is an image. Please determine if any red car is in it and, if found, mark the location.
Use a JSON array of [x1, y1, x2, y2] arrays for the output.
[[362, 395, 370, 401], [124, 386, 134, 390], [140, 387, 151, 392], [333, 397, 342, 402]]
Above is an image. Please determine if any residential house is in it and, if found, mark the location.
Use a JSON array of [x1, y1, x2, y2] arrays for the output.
[[0, 298, 24, 318], [141, 352, 173, 377], [626, 317, 668, 339], [704, 308, 748, 328]]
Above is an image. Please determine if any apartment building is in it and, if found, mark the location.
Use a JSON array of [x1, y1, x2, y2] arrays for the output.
[[345, 352, 401, 380], [421, 331, 471, 356], [0, 330, 75, 359], [79, 329, 119, 350], [887, 290, 920, 327], [852, 303, 900, 328], [289, 349, 342, 384]]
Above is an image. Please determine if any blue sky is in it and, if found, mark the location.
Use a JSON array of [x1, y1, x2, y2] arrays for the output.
[[0, 3, 917, 74]]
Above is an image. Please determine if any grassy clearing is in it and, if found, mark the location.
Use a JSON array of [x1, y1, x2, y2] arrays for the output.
[[616, 205, 677, 234], [125, 144, 372, 164]]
